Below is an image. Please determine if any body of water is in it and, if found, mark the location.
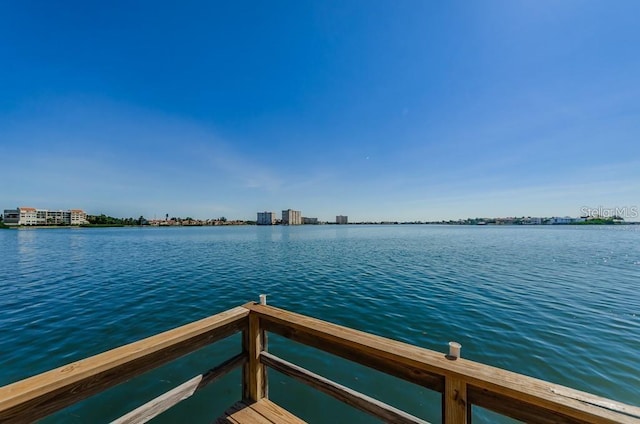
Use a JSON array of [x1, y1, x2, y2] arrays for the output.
[[0, 225, 638, 423]]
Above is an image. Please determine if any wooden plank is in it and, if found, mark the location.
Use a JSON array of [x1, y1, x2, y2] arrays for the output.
[[443, 376, 468, 424], [468, 386, 587, 424], [218, 399, 306, 424], [216, 401, 247, 423], [0, 306, 248, 424], [250, 398, 306, 424], [200, 352, 246, 388], [550, 387, 640, 420], [242, 328, 250, 401], [263, 319, 444, 392], [469, 385, 640, 424], [112, 353, 246, 424], [225, 406, 274, 423], [221, 401, 275, 424], [215, 415, 242, 424], [247, 313, 267, 401], [244, 303, 638, 424], [260, 351, 429, 424], [111, 375, 202, 424]]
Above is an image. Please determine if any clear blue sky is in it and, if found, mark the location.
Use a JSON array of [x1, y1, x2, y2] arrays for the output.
[[1, 1, 639, 221]]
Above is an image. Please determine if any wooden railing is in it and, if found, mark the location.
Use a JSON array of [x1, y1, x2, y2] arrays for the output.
[[0, 306, 248, 423], [1, 301, 638, 423]]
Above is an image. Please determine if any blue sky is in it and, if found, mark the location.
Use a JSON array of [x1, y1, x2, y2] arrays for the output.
[[1, 1, 639, 221]]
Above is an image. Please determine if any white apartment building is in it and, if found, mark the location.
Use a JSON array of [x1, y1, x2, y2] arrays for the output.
[[336, 215, 348, 224], [257, 211, 276, 225], [8, 207, 49, 225], [2, 207, 88, 226], [282, 209, 302, 225], [20, 207, 39, 225], [70, 209, 88, 225]]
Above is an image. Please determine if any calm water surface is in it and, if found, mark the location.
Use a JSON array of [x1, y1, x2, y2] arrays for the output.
[[0, 225, 638, 423]]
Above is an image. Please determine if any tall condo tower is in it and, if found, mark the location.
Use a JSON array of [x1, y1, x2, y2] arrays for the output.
[[282, 209, 302, 225]]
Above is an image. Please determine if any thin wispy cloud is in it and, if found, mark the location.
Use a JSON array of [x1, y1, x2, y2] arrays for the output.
[[0, 97, 290, 216]]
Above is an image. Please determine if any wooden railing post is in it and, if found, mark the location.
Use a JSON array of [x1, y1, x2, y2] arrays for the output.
[[443, 376, 469, 424], [244, 308, 267, 402]]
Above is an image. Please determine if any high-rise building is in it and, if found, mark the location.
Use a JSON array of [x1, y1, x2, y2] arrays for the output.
[[336, 215, 348, 224], [282, 209, 302, 225], [257, 211, 276, 225]]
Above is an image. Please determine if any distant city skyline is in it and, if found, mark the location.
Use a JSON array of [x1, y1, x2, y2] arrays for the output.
[[1, 2, 639, 222], [5, 203, 636, 225]]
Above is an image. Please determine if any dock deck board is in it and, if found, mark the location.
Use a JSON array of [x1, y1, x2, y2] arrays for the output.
[[216, 399, 306, 424]]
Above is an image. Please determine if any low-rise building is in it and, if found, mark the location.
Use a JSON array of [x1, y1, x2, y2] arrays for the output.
[[19, 207, 39, 225], [46, 210, 70, 225], [70, 209, 89, 225], [2, 207, 88, 226], [549, 216, 572, 225], [302, 217, 318, 225], [3, 209, 19, 226]]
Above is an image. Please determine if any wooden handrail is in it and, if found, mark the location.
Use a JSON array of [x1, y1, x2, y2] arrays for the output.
[[0, 306, 248, 423], [260, 351, 429, 424], [112, 353, 246, 424], [244, 303, 640, 424]]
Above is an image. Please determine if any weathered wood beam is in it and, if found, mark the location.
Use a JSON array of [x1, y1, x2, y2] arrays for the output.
[[246, 312, 267, 401], [112, 352, 246, 424], [468, 385, 640, 424], [443, 376, 468, 424], [260, 351, 430, 424], [199, 352, 246, 389], [262, 319, 444, 392], [0, 307, 248, 424], [468, 385, 585, 424]]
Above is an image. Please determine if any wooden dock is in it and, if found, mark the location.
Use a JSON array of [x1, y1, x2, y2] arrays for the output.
[[0, 299, 638, 423]]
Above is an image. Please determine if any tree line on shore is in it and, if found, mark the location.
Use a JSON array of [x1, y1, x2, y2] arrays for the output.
[[85, 214, 148, 226]]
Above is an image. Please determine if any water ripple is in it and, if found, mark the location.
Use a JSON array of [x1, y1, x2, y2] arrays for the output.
[[0, 225, 638, 423]]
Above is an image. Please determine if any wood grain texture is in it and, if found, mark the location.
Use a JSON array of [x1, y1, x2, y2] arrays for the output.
[[199, 352, 247, 389], [2, 302, 637, 424], [0, 306, 248, 424], [247, 313, 267, 401], [262, 319, 444, 392], [260, 352, 429, 424], [244, 303, 639, 424], [215, 402, 248, 424], [111, 375, 202, 424], [443, 377, 468, 424], [217, 399, 306, 424], [550, 387, 640, 419], [468, 385, 588, 424], [250, 398, 306, 423]]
